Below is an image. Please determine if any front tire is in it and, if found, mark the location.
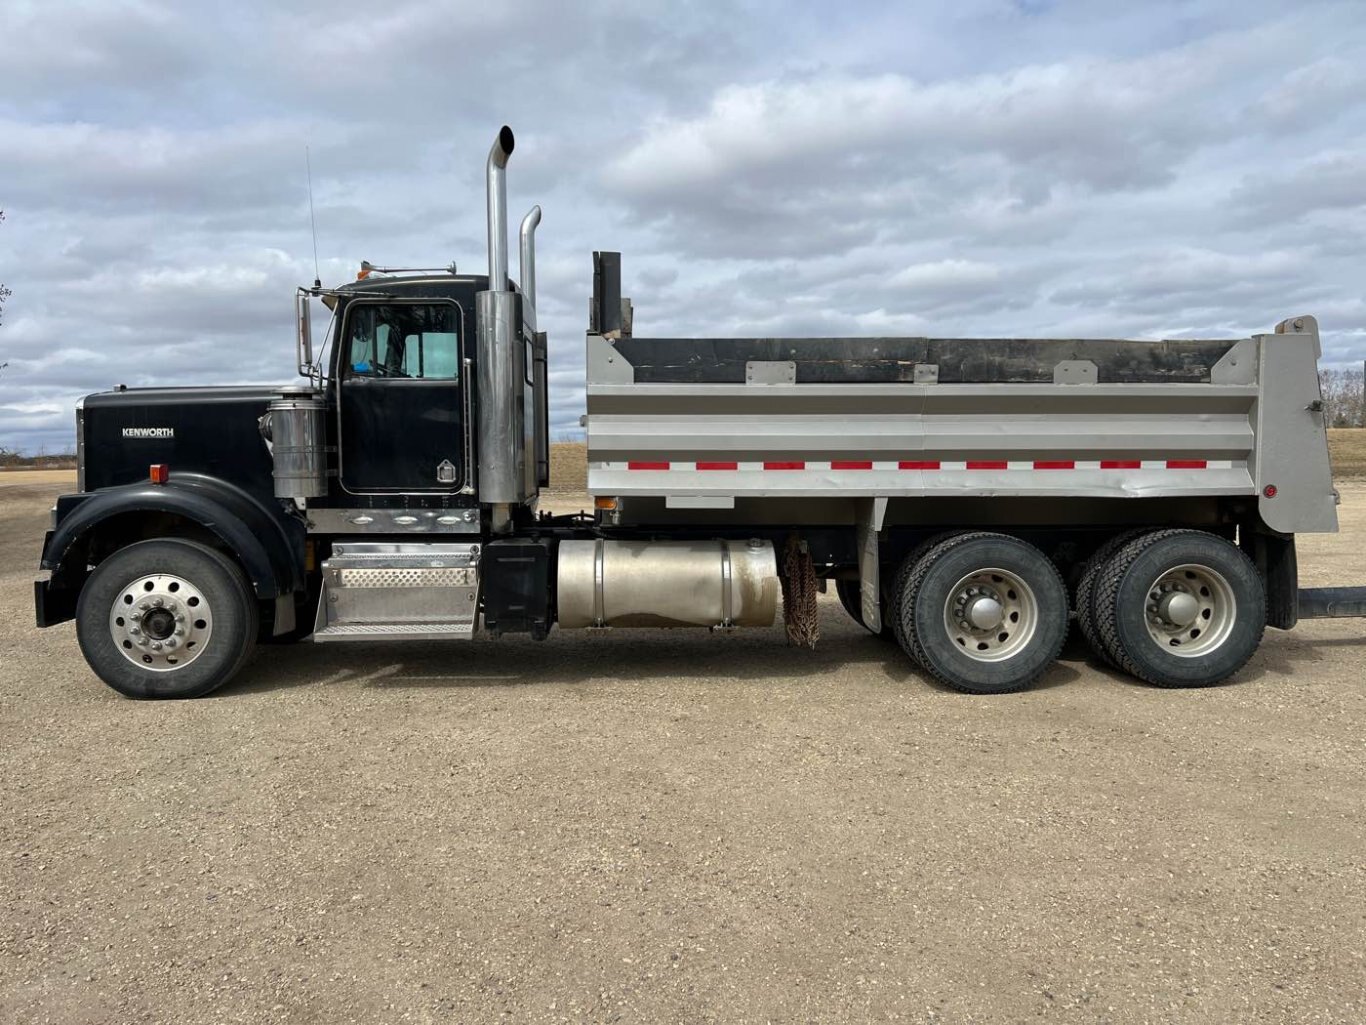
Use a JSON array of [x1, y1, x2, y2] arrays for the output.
[[76, 539, 258, 699]]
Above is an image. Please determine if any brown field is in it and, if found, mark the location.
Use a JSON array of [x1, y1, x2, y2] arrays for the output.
[[549, 440, 588, 493], [1328, 428, 1366, 477]]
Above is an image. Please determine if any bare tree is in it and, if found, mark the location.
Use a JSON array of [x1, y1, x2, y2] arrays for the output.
[[1318, 367, 1365, 428], [0, 210, 10, 326]]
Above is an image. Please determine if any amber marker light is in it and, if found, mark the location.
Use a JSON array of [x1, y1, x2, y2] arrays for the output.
[[149, 464, 170, 485]]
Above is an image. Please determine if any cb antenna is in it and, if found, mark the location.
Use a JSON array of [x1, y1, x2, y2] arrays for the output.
[[306, 146, 321, 288]]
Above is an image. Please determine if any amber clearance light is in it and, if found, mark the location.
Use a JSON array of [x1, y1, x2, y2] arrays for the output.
[[149, 464, 170, 485]]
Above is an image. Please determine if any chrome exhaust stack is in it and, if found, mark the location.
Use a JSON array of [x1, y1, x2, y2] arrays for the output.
[[477, 125, 535, 519], [519, 204, 541, 329], [485, 125, 515, 291]]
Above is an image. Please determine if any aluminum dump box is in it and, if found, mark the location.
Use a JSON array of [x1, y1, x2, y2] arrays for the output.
[[584, 316, 1337, 536]]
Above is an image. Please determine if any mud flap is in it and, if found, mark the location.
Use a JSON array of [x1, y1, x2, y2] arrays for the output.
[[856, 498, 888, 633]]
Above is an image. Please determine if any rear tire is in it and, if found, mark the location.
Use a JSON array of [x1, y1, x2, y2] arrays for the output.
[[76, 539, 259, 699], [1093, 530, 1265, 688], [897, 532, 1069, 694], [1074, 529, 1149, 668], [889, 532, 962, 663]]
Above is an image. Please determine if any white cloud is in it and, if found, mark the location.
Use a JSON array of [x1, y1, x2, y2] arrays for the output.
[[891, 259, 1002, 291]]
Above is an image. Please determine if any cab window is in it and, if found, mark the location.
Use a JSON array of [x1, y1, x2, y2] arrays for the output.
[[344, 303, 459, 380]]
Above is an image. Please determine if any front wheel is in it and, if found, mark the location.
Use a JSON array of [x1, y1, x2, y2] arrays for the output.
[[76, 539, 259, 699]]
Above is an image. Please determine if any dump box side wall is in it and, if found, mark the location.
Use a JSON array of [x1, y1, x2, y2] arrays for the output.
[[583, 325, 1338, 534]]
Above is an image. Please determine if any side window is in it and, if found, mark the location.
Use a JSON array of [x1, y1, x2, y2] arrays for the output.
[[345, 303, 459, 380]]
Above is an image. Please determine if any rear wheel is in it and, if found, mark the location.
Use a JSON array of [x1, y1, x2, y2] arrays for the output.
[[889, 532, 962, 662], [1093, 530, 1265, 687], [1074, 528, 1149, 667], [76, 539, 258, 699], [897, 532, 1069, 694]]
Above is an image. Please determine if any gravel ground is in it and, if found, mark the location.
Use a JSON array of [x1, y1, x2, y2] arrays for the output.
[[2, 477, 1364, 1024]]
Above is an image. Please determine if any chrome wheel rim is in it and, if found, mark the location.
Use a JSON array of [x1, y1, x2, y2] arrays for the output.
[[1143, 563, 1235, 657], [942, 567, 1037, 662], [108, 573, 213, 672]]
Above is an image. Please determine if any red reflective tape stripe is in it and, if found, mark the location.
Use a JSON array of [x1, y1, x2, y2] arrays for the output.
[[967, 460, 1008, 470], [627, 461, 670, 470], [898, 460, 941, 470], [1033, 460, 1074, 470], [1100, 460, 1141, 469], [763, 461, 806, 470], [1166, 459, 1207, 469], [831, 460, 873, 470], [696, 461, 738, 471]]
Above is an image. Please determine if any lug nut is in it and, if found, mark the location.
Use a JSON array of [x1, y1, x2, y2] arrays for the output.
[[152, 597, 164, 607]]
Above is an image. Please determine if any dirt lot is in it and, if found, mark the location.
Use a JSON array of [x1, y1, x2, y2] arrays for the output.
[[2, 474, 1364, 1025]]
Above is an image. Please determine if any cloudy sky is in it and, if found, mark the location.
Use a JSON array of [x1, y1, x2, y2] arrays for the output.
[[2, 0, 1364, 453]]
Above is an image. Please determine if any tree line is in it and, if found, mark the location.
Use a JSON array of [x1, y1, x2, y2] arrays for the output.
[[1319, 368, 1365, 428]]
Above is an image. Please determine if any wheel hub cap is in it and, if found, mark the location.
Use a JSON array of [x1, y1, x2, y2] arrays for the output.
[[965, 596, 1004, 630], [108, 573, 213, 672], [1158, 591, 1200, 628], [1144, 563, 1236, 658], [944, 569, 1038, 663]]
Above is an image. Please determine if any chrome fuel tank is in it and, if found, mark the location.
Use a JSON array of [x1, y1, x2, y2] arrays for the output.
[[557, 539, 778, 629]]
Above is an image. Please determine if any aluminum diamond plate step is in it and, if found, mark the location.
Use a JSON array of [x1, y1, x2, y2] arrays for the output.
[[312, 621, 476, 643]]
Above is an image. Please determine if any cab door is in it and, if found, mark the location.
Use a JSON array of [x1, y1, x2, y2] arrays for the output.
[[337, 298, 466, 494]]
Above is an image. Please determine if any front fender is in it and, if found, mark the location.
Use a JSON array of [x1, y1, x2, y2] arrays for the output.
[[40, 473, 304, 600]]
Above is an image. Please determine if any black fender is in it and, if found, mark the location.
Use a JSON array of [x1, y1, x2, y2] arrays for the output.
[[40, 472, 305, 602]]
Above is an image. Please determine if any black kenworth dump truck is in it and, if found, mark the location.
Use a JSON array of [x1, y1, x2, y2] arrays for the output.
[[35, 126, 1366, 699]]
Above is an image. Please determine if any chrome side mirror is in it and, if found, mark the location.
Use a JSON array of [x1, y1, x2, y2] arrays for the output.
[[295, 290, 314, 376]]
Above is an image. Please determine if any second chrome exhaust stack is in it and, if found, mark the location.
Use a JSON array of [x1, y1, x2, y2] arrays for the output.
[[519, 205, 541, 307]]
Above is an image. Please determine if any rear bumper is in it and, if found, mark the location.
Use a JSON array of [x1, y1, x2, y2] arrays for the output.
[[1298, 586, 1366, 619]]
